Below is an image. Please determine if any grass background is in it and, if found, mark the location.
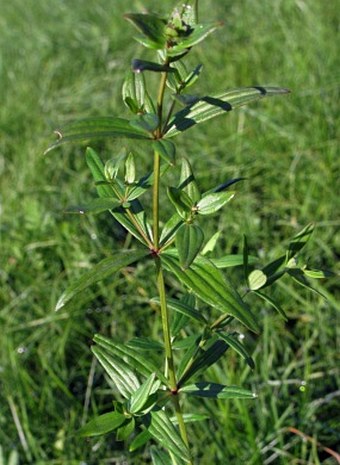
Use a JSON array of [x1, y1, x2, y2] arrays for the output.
[[0, 0, 339, 464]]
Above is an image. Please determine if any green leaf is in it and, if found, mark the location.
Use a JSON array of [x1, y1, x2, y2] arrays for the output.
[[179, 157, 201, 203], [167, 22, 221, 57], [167, 187, 193, 219], [85, 150, 153, 244], [152, 140, 176, 166], [151, 296, 207, 325], [302, 268, 334, 279], [145, 410, 190, 462], [196, 191, 235, 215], [122, 71, 154, 114], [180, 382, 256, 399], [150, 447, 173, 465], [65, 198, 121, 215], [86, 147, 116, 196], [124, 13, 167, 49], [116, 417, 135, 441], [165, 87, 290, 137], [286, 223, 315, 262], [210, 254, 258, 268], [178, 339, 229, 386], [160, 213, 183, 246], [170, 413, 210, 425], [287, 269, 327, 299], [104, 149, 126, 182], [248, 269, 267, 291], [94, 335, 167, 384], [243, 235, 250, 285], [45, 117, 150, 153], [112, 201, 153, 244], [176, 223, 204, 269], [253, 291, 288, 320], [55, 249, 148, 311], [132, 59, 174, 73], [201, 231, 221, 255], [216, 332, 255, 369], [127, 164, 169, 202], [92, 345, 140, 398], [129, 429, 152, 452], [78, 411, 127, 437], [129, 373, 159, 414], [129, 113, 159, 133], [161, 252, 260, 333], [127, 337, 163, 351], [124, 152, 136, 184], [170, 293, 197, 337]]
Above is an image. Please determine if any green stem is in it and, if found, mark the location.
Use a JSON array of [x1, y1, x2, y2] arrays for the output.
[[152, 150, 161, 249], [155, 257, 177, 389], [153, 60, 192, 464]]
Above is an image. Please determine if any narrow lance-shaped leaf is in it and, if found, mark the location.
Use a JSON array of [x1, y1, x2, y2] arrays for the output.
[[92, 345, 140, 398], [116, 417, 136, 441], [253, 291, 288, 320], [85, 147, 152, 244], [129, 373, 159, 414], [216, 332, 255, 369], [165, 87, 290, 137], [178, 339, 229, 386], [124, 13, 167, 49], [161, 252, 260, 333], [145, 410, 191, 462], [94, 334, 167, 384], [78, 411, 127, 437], [45, 117, 151, 153], [65, 197, 121, 215], [151, 296, 207, 325], [286, 223, 315, 262], [179, 157, 201, 203], [132, 59, 174, 73], [55, 249, 148, 311], [152, 140, 176, 166], [167, 22, 222, 57], [179, 382, 256, 399], [150, 447, 173, 465], [211, 254, 258, 269], [167, 187, 193, 219], [170, 293, 197, 337], [176, 223, 204, 269], [196, 191, 235, 215]]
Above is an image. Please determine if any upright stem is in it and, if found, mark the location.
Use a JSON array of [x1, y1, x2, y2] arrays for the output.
[[152, 150, 161, 249], [152, 65, 192, 463]]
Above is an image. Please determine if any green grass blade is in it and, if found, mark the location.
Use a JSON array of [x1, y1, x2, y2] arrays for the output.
[[55, 249, 148, 311], [165, 87, 290, 137]]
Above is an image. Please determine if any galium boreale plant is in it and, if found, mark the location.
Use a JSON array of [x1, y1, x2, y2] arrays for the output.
[[46, 2, 330, 463]]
